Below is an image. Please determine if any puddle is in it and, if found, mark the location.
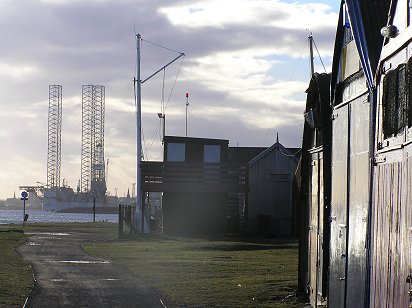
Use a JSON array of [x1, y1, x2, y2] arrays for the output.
[[26, 232, 70, 236], [50, 260, 110, 264], [101, 278, 120, 281], [26, 242, 40, 246], [50, 278, 66, 282]]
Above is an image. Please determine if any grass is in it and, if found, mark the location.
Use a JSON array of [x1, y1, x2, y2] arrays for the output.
[[0, 223, 302, 307], [85, 235, 301, 307], [24, 222, 119, 240], [0, 226, 33, 308]]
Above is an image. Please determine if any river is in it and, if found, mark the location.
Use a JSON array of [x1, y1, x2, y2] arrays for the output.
[[0, 209, 118, 225]]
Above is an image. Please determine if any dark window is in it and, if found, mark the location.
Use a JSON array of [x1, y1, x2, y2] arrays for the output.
[[167, 143, 185, 162], [408, 57, 412, 127], [382, 63, 407, 138]]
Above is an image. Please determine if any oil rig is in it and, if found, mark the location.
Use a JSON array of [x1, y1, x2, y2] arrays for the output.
[[21, 85, 107, 211]]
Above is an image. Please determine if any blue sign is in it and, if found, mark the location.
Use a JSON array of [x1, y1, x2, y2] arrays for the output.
[[21, 191, 28, 199]]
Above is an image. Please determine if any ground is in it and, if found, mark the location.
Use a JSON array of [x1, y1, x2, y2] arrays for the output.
[[17, 230, 167, 307]]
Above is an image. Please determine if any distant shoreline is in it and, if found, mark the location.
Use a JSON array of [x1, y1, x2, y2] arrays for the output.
[[57, 207, 119, 214], [0, 206, 119, 214]]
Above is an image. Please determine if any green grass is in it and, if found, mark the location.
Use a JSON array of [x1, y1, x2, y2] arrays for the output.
[[85, 236, 301, 307], [25, 222, 119, 241], [0, 227, 33, 308], [0, 223, 302, 307]]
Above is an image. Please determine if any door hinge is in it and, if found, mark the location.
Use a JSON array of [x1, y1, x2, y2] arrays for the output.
[[374, 156, 386, 165]]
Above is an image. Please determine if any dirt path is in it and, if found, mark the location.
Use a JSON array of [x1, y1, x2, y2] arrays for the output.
[[17, 231, 167, 307]]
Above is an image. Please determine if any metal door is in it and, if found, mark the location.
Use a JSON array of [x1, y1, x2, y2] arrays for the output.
[[329, 104, 349, 308]]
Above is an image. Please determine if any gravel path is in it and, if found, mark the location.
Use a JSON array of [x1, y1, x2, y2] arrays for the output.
[[17, 231, 167, 307]]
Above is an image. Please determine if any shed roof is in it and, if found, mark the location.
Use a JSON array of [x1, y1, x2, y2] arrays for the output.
[[228, 147, 267, 165], [249, 141, 300, 166]]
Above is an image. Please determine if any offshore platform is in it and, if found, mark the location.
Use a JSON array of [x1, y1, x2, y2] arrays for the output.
[[21, 85, 107, 211]]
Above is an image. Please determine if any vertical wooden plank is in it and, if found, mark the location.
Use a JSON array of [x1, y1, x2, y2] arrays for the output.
[[309, 158, 319, 306]]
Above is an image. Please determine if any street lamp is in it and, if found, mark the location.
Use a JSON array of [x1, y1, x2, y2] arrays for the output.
[[158, 113, 165, 144]]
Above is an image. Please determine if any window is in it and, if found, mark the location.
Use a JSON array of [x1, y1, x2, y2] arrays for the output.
[[167, 143, 185, 162], [204, 145, 220, 163], [382, 63, 408, 138]]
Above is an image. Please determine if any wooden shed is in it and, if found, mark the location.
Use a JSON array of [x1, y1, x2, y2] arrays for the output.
[[247, 137, 299, 236], [141, 136, 249, 235], [371, 1, 412, 306], [298, 72, 331, 306]]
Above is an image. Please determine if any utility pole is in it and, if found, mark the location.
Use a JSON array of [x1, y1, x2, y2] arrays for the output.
[[134, 33, 143, 234]]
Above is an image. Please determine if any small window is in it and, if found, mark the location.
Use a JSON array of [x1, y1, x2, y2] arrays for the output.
[[167, 143, 185, 162], [382, 63, 407, 138], [204, 145, 220, 163]]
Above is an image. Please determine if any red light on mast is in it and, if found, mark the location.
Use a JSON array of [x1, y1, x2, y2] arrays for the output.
[[186, 92, 189, 98]]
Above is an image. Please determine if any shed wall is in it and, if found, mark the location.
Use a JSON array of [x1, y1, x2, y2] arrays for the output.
[[370, 153, 412, 307], [248, 145, 297, 235], [329, 73, 370, 308]]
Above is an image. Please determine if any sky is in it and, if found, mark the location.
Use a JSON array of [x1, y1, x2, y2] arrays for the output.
[[0, 0, 339, 200]]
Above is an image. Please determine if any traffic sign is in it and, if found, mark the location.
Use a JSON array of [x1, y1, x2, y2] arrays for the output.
[[21, 191, 28, 201]]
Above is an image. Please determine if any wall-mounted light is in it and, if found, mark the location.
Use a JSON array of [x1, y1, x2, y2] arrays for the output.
[[381, 25, 398, 38], [157, 113, 165, 144]]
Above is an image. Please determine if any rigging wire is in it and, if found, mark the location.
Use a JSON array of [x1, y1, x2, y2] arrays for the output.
[[142, 128, 147, 161], [137, 37, 185, 158], [164, 57, 184, 112], [288, 43, 306, 81], [312, 37, 327, 73], [146, 123, 161, 152], [142, 38, 184, 55]]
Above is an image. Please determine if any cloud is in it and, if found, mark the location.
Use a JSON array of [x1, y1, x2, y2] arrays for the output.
[[0, 0, 338, 199]]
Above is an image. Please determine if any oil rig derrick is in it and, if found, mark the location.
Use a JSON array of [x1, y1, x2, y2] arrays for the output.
[[80, 85, 106, 202], [47, 85, 63, 190]]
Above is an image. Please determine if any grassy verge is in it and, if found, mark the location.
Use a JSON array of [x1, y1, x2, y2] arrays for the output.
[[0, 227, 33, 308], [85, 235, 301, 307]]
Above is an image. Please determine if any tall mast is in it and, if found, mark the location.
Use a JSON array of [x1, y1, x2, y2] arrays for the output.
[[308, 33, 314, 77], [135, 33, 143, 233], [134, 33, 184, 234]]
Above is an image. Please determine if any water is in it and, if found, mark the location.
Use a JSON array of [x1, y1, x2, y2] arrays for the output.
[[0, 209, 118, 225]]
